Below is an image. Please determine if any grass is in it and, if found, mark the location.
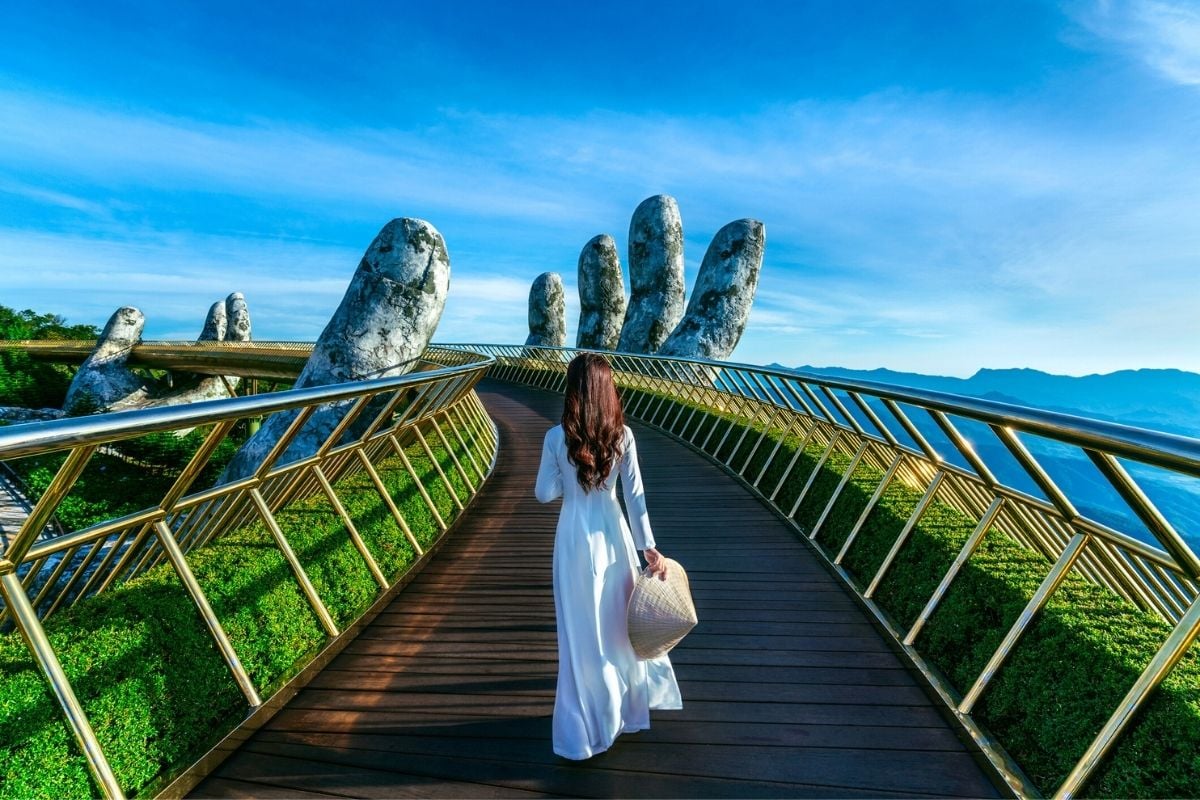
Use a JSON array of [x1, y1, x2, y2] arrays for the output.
[[0, 414, 494, 799], [618, 382, 1200, 799]]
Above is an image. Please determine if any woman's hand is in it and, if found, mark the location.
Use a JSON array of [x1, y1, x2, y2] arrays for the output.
[[643, 547, 668, 581]]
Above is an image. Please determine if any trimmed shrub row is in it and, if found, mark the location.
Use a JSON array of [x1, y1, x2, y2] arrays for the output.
[[621, 384, 1200, 798], [0, 420, 493, 799]]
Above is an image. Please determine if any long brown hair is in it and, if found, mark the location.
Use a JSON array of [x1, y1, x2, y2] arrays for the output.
[[562, 353, 625, 491]]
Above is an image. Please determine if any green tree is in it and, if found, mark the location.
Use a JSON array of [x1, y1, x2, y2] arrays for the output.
[[0, 304, 98, 408]]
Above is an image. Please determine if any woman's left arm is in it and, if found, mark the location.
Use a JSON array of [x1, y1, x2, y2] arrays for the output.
[[619, 427, 656, 551]]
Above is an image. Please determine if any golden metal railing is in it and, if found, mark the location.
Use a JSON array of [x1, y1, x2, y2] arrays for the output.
[[0, 346, 498, 799], [445, 343, 1200, 800]]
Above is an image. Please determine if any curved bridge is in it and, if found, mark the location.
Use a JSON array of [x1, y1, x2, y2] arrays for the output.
[[2, 340, 1199, 799], [193, 380, 1000, 798]]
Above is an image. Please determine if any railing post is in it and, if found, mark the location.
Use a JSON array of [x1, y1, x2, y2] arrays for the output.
[[753, 414, 807, 489], [431, 414, 476, 492], [412, 426, 465, 512], [152, 520, 262, 706], [959, 531, 1090, 713], [905, 496, 1004, 644], [834, 452, 904, 565], [864, 470, 946, 597], [312, 464, 389, 589], [768, 425, 820, 503], [355, 449, 424, 556], [787, 431, 844, 519], [388, 433, 449, 530], [248, 488, 339, 637], [808, 441, 871, 541]]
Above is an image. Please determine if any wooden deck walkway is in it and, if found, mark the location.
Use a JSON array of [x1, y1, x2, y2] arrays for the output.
[[193, 381, 1003, 799], [0, 466, 57, 552]]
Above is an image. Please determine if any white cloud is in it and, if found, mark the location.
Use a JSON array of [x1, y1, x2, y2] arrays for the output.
[[1068, 0, 1200, 86], [0, 178, 117, 218], [0, 88, 609, 229], [446, 275, 530, 304], [0, 228, 355, 338]]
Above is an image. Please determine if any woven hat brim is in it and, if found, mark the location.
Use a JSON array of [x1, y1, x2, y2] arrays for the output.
[[628, 558, 698, 659]]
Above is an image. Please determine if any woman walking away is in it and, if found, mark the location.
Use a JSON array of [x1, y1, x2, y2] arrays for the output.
[[535, 353, 683, 760]]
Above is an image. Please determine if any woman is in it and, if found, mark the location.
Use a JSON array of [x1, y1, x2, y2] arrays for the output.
[[534, 352, 683, 760]]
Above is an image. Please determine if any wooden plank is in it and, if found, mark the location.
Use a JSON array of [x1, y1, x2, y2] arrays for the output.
[[284, 690, 953, 728], [357, 619, 880, 639], [300, 671, 932, 706], [239, 739, 956, 799], [190, 776, 340, 799], [250, 733, 997, 798], [195, 750, 549, 799], [386, 604, 865, 623], [320, 656, 914, 685], [266, 710, 966, 752]]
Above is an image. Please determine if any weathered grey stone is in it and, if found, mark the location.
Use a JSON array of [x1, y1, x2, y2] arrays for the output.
[[659, 219, 765, 361], [62, 306, 150, 414], [221, 218, 451, 482], [618, 195, 685, 354], [525, 272, 566, 347], [0, 406, 66, 424], [576, 235, 626, 351], [199, 301, 226, 341], [150, 293, 251, 408], [226, 292, 251, 342]]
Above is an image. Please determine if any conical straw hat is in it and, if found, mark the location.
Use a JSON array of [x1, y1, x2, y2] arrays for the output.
[[628, 558, 698, 659]]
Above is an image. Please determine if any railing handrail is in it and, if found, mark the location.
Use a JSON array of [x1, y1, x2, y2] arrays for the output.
[[1, 339, 316, 348], [439, 343, 1200, 478], [0, 353, 493, 460], [10, 337, 1199, 478], [0, 340, 484, 381]]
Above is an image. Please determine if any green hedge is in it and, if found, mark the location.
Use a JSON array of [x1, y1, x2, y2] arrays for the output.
[[621, 384, 1200, 798], [0, 422, 492, 799]]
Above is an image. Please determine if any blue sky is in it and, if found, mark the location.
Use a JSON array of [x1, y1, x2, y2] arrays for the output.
[[1, 0, 1198, 376]]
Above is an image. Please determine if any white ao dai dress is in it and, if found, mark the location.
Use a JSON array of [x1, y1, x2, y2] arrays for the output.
[[534, 424, 682, 760]]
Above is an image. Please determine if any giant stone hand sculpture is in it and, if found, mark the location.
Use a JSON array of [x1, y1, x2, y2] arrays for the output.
[[62, 306, 150, 414], [659, 219, 765, 361], [618, 195, 685, 354], [226, 292, 252, 342], [576, 235, 626, 351], [220, 217, 450, 481]]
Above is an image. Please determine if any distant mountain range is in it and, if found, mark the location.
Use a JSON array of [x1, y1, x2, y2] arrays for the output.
[[770, 365, 1200, 438], [766, 363, 1200, 547]]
